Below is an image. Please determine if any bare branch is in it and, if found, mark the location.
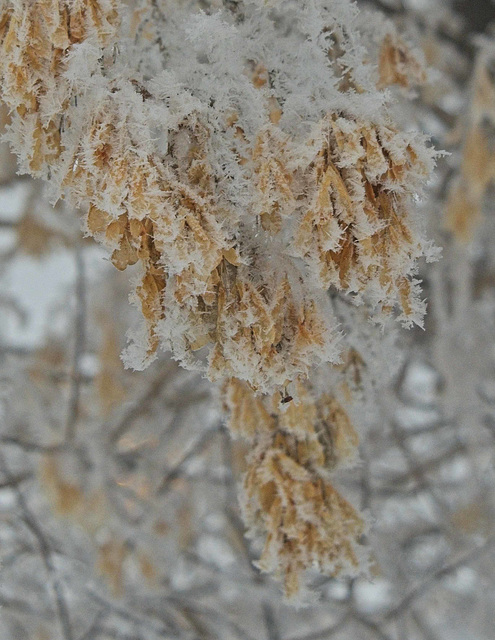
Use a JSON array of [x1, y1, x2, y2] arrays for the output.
[[65, 243, 86, 443]]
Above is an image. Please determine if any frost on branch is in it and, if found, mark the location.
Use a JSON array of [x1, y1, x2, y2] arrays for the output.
[[0, 0, 436, 598], [0, 0, 436, 390]]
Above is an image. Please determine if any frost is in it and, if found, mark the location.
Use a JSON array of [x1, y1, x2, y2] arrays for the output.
[[0, 0, 438, 600]]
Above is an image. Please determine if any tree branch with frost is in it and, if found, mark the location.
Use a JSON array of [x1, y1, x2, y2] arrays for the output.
[[0, 0, 438, 600]]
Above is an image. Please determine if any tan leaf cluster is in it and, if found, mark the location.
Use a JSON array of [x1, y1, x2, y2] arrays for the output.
[[224, 378, 364, 598], [446, 53, 495, 242], [378, 32, 427, 90], [209, 271, 332, 393], [0, 0, 118, 176], [40, 455, 107, 532], [252, 126, 296, 233], [205, 109, 429, 392], [68, 110, 230, 359], [72, 106, 333, 391], [291, 115, 430, 318], [87, 195, 168, 357]]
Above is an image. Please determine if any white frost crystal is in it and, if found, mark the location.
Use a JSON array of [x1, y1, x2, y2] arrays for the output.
[[0, 0, 436, 598]]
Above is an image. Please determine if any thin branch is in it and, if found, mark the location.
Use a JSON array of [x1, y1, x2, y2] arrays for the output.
[[76, 610, 107, 640], [166, 595, 258, 640], [411, 609, 440, 640], [157, 425, 221, 495], [384, 535, 495, 620], [353, 614, 395, 640], [86, 589, 177, 639], [0, 471, 32, 489], [263, 603, 281, 640], [65, 242, 86, 442], [0, 435, 66, 453], [0, 451, 74, 640], [284, 613, 350, 640], [0, 594, 53, 620], [108, 362, 177, 444]]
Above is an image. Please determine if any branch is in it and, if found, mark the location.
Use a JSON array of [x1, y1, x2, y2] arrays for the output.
[[384, 535, 495, 620], [157, 425, 221, 495], [65, 243, 86, 442], [0, 451, 74, 640]]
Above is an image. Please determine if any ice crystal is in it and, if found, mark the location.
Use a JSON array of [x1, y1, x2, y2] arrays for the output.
[[0, 0, 437, 598]]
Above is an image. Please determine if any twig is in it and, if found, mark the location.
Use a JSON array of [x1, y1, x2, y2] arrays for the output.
[[384, 535, 495, 620], [0, 594, 53, 620], [263, 603, 281, 640], [0, 451, 74, 640], [109, 362, 177, 444], [0, 471, 32, 488], [166, 595, 258, 640], [353, 614, 395, 640], [157, 425, 221, 495], [0, 435, 66, 453], [284, 613, 351, 640], [76, 609, 107, 640], [86, 589, 176, 638], [411, 609, 440, 640], [65, 242, 86, 442]]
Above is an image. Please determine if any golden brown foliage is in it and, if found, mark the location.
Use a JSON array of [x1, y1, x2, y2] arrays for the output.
[[0, 0, 436, 598], [0, 0, 118, 175], [225, 378, 363, 598], [445, 51, 495, 241], [378, 33, 427, 90]]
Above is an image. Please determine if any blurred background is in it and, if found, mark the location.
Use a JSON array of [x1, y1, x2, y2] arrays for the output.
[[1, 1, 495, 639]]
